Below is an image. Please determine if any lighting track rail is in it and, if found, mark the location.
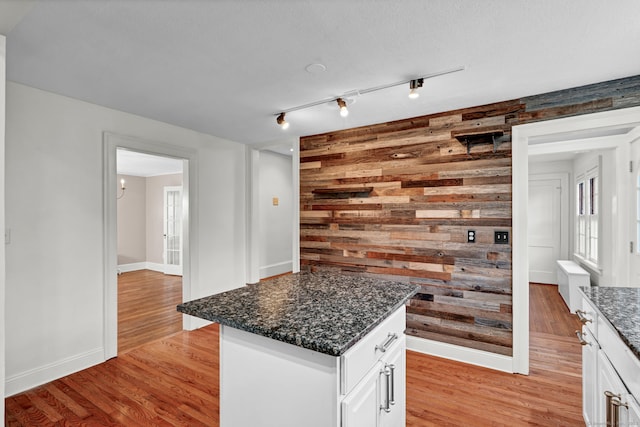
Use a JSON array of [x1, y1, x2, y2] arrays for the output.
[[274, 65, 465, 128]]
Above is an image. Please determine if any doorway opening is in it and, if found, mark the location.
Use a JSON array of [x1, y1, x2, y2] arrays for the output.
[[116, 149, 185, 353], [511, 106, 640, 375], [103, 132, 197, 359]]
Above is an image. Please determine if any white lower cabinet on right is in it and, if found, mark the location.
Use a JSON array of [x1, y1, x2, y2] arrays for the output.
[[580, 292, 640, 427], [596, 350, 640, 426]]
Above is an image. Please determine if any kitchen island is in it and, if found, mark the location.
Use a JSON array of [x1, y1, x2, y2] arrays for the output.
[[177, 269, 418, 427]]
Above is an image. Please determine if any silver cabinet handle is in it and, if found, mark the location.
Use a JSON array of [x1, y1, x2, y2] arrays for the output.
[[380, 365, 392, 413], [375, 333, 398, 353], [606, 391, 619, 426], [605, 391, 629, 427], [575, 330, 590, 346], [576, 310, 592, 324], [388, 363, 396, 406]]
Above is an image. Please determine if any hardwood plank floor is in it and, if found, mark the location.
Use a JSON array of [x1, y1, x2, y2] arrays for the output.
[[407, 284, 584, 426], [5, 283, 584, 426], [118, 270, 183, 354]]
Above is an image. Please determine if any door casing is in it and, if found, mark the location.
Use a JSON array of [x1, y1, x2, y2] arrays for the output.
[[103, 132, 197, 359]]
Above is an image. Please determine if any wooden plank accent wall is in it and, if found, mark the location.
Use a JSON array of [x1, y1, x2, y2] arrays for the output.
[[299, 75, 640, 356]]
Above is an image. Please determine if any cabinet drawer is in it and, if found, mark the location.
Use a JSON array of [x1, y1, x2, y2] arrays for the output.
[[597, 315, 640, 399], [341, 306, 405, 395]]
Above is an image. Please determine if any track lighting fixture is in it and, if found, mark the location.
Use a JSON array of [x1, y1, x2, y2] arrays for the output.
[[336, 98, 349, 117], [276, 112, 289, 129], [272, 66, 464, 128], [408, 78, 424, 99]]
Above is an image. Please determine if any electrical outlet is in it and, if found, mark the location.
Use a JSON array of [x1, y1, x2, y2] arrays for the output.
[[467, 230, 476, 243], [494, 231, 509, 244]]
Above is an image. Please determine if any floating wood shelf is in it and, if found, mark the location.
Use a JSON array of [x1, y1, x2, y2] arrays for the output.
[[452, 127, 511, 154], [312, 187, 373, 199]]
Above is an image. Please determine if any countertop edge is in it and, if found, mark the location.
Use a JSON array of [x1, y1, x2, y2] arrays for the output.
[[178, 282, 418, 357], [579, 286, 640, 361]]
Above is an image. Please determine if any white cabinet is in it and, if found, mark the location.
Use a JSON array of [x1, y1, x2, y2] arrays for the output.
[[342, 361, 380, 427], [220, 306, 407, 427], [342, 309, 406, 427], [578, 296, 599, 425], [581, 327, 598, 426], [379, 337, 405, 427], [342, 335, 405, 427], [580, 291, 640, 427], [597, 350, 640, 427]]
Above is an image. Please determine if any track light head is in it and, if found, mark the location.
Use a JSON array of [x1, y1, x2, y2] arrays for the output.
[[408, 78, 424, 99], [276, 112, 289, 130], [336, 98, 349, 117]]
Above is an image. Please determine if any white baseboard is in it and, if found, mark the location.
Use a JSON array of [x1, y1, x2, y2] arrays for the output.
[[259, 261, 292, 279], [406, 335, 515, 374], [117, 262, 147, 273], [118, 261, 164, 273], [5, 347, 104, 397], [145, 262, 164, 272]]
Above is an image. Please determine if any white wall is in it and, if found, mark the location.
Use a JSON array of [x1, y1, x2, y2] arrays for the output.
[[258, 151, 293, 278], [1, 33, 7, 419], [5, 82, 247, 395], [117, 174, 147, 264]]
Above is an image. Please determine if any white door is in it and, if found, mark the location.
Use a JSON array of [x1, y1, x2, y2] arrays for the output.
[[164, 186, 183, 276], [631, 136, 640, 286], [528, 175, 566, 283]]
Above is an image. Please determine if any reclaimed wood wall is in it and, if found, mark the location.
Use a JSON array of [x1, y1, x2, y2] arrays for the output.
[[299, 75, 640, 355]]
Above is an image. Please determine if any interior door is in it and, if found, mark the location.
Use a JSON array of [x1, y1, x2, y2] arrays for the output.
[[631, 136, 640, 286], [528, 176, 564, 283], [164, 186, 183, 276]]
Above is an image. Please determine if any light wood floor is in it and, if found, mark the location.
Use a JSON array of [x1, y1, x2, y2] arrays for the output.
[[118, 269, 183, 354], [5, 283, 584, 426]]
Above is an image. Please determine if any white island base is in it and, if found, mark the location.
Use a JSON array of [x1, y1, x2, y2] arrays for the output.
[[219, 306, 407, 427]]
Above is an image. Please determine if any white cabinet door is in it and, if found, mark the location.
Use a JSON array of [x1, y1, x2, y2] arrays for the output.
[[379, 337, 406, 427], [342, 360, 381, 427], [626, 396, 640, 427], [598, 349, 624, 426], [582, 327, 598, 426], [596, 349, 640, 427]]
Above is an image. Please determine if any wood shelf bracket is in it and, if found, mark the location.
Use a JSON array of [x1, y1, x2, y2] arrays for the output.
[[453, 130, 510, 155]]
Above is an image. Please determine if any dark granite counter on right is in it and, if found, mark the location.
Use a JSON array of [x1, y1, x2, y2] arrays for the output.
[[580, 286, 640, 360]]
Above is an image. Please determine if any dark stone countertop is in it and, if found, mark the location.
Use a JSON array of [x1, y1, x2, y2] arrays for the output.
[[177, 270, 419, 357], [580, 286, 640, 360]]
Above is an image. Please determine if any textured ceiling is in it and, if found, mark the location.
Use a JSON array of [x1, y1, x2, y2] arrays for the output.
[[4, 1, 640, 147]]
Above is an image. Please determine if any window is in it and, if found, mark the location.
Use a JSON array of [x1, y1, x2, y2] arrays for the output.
[[575, 168, 599, 264], [587, 176, 598, 263], [577, 181, 585, 255]]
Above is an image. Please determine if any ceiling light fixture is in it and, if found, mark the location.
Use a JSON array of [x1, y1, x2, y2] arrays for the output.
[[276, 112, 289, 130], [272, 65, 465, 128], [117, 179, 126, 200], [408, 78, 424, 99], [336, 98, 349, 117]]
